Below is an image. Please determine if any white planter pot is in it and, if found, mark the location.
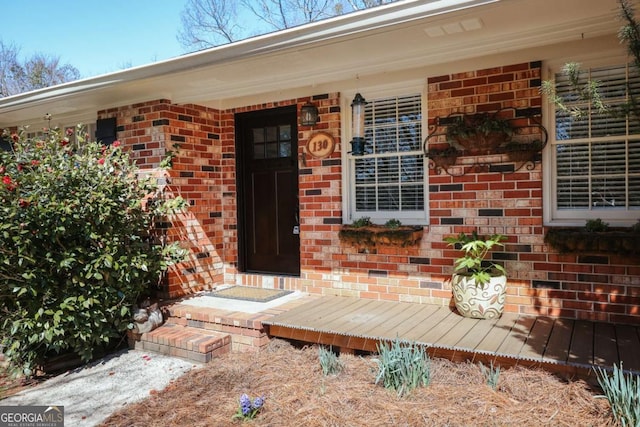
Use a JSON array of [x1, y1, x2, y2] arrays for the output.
[[451, 274, 507, 319]]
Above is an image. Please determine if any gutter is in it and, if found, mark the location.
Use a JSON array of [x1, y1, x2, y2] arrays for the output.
[[0, 0, 497, 112]]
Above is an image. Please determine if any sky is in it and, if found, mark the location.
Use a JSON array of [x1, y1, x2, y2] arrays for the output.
[[2, 0, 190, 78]]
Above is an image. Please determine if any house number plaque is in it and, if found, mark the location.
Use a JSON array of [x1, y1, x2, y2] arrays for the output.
[[306, 132, 336, 159]]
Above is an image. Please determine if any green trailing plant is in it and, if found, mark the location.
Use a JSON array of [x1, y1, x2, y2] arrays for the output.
[[0, 125, 187, 376], [318, 345, 343, 376], [479, 361, 501, 391], [444, 231, 507, 288], [595, 363, 640, 427], [585, 218, 610, 232], [374, 338, 431, 397], [446, 113, 514, 140], [384, 218, 402, 229], [351, 217, 372, 228]]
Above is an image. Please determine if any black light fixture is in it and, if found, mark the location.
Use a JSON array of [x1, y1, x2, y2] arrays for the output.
[[350, 93, 367, 155], [300, 101, 319, 126]]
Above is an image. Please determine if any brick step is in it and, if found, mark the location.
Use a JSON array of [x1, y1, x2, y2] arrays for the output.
[[131, 323, 231, 363]]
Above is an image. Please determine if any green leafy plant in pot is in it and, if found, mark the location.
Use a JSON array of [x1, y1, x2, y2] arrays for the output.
[[444, 231, 507, 319]]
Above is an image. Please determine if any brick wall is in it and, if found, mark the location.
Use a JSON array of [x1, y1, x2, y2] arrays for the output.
[[98, 61, 640, 325], [98, 100, 225, 298]]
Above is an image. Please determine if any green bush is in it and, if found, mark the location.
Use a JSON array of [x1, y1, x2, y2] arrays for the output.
[[0, 126, 186, 375]]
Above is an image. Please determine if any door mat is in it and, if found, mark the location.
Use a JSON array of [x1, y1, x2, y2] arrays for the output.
[[205, 286, 293, 303]]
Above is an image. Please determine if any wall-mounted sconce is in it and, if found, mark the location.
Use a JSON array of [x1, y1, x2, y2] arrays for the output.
[[299, 101, 319, 126], [350, 93, 367, 155]]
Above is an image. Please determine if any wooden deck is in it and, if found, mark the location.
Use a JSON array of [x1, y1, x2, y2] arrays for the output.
[[262, 295, 640, 378]]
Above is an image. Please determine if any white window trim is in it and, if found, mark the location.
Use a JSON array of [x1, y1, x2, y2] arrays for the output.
[[341, 83, 428, 225], [542, 57, 640, 227]]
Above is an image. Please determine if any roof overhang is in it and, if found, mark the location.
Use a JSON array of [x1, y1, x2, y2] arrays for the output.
[[0, 0, 624, 127]]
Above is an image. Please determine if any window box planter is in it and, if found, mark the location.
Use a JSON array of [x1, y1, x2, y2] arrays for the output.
[[338, 225, 424, 249], [544, 228, 640, 257]]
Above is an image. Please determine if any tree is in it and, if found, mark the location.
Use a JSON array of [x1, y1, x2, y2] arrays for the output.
[[178, 0, 397, 50], [0, 41, 80, 98]]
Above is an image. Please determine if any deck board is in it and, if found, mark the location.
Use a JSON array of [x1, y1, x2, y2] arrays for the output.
[[495, 315, 536, 359], [433, 316, 481, 349], [616, 325, 640, 371], [594, 322, 618, 368], [346, 301, 415, 338], [542, 318, 573, 363], [519, 316, 554, 361], [319, 299, 380, 333], [453, 315, 500, 350], [474, 313, 520, 355], [412, 309, 462, 344], [286, 296, 360, 329], [262, 295, 640, 377], [569, 320, 594, 367], [377, 303, 440, 340]]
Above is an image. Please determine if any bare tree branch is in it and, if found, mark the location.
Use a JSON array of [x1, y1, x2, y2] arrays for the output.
[[0, 42, 80, 97], [177, 0, 241, 49], [177, 0, 399, 51]]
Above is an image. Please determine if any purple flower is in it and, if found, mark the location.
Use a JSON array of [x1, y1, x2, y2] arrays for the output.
[[252, 395, 265, 409], [240, 394, 252, 415]]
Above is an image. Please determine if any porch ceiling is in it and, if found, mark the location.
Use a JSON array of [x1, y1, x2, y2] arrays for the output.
[[0, 0, 621, 127]]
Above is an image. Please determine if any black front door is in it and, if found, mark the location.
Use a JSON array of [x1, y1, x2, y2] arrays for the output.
[[236, 106, 300, 275]]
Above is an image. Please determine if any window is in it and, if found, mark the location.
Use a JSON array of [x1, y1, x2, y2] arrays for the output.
[[346, 93, 426, 224], [252, 125, 292, 159], [547, 63, 640, 225]]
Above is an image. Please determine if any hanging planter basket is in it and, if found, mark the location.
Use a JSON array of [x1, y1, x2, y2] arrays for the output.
[[446, 112, 515, 155]]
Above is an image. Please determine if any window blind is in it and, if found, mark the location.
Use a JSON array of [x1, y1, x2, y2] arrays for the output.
[[554, 64, 640, 210], [353, 94, 424, 213]]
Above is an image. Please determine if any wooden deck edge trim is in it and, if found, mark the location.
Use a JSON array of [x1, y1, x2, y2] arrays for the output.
[[264, 324, 635, 379]]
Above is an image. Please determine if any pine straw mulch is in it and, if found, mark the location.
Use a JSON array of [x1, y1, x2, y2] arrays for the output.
[[99, 339, 613, 427]]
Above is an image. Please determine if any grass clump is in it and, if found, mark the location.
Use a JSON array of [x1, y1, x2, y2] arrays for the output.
[[479, 361, 501, 390], [595, 363, 640, 426], [318, 346, 343, 376], [374, 338, 430, 397]]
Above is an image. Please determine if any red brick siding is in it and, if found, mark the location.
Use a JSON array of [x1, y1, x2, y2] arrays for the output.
[[97, 61, 640, 325], [98, 100, 225, 298]]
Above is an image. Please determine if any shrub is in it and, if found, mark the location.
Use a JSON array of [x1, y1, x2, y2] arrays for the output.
[[0, 126, 186, 375], [374, 338, 430, 397]]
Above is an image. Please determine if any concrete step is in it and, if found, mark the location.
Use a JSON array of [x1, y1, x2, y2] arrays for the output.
[[130, 323, 231, 363]]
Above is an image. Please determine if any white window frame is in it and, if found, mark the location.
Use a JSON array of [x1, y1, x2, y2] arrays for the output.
[[543, 58, 640, 227], [22, 116, 96, 144], [342, 84, 428, 225]]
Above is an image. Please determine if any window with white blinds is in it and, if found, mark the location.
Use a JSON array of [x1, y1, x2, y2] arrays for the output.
[[551, 63, 640, 223], [349, 93, 426, 223]]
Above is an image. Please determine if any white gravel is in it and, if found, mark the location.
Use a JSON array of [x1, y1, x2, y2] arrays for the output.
[[0, 349, 198, 426]]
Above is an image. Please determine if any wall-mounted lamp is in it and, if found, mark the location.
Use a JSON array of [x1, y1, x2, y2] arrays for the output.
[[300, 101, 319, 126], [350, 93, 367, 155]]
